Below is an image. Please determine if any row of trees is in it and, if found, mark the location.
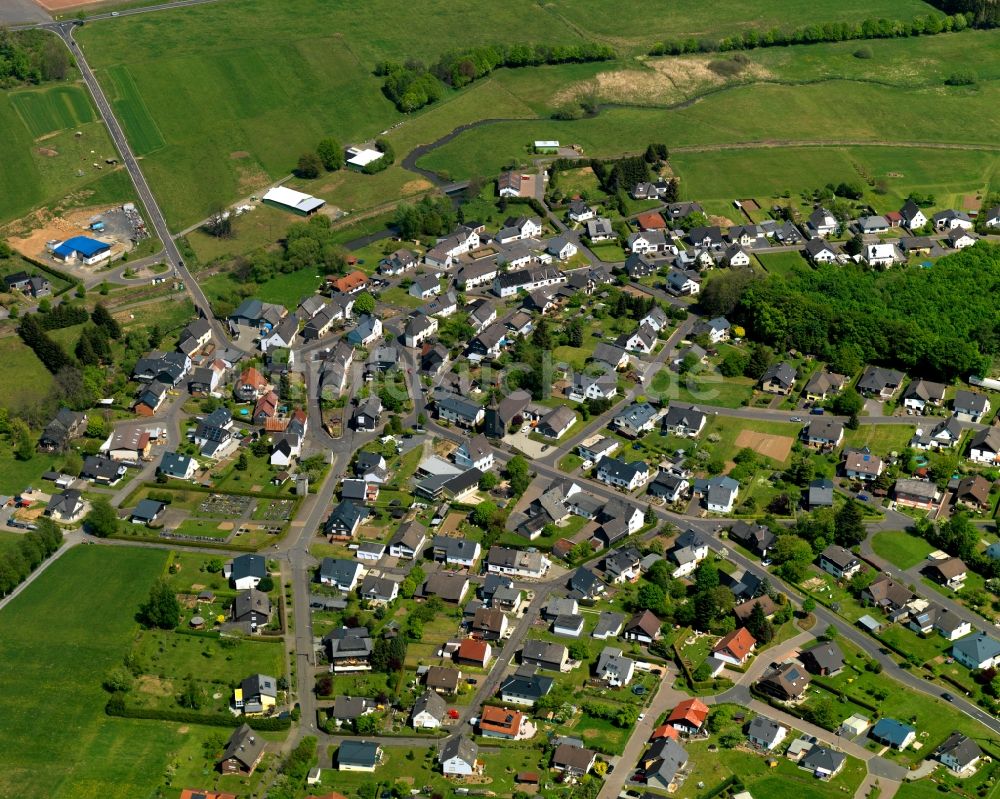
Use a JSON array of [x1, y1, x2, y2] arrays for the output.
[[377, 42, 616, 112], [0, 517, 63, 595], [649, 12, 976, 56], [709, 245, 1000, 381]]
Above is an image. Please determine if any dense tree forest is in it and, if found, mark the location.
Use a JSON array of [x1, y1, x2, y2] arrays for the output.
[[927, 0, 1000, 27], [0, 29, 73, 87], [377, 42, 616, 112], [721, 244, 1000, 381]]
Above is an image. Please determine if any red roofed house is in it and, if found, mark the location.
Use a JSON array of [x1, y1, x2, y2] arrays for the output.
[[235, 367, 269, 402], [456, 638, 492, 668], [650, 724, 680, 741], [254, 390, 279, 424], [330, 270, 368, 294], [667, 697, 710, 735], [711, 627, 757, 666], [637, 212, 667, 231], [479, 705, 524, 739]]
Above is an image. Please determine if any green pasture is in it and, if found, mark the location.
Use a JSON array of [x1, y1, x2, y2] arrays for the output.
[[10, 84, 95, 137], [0, 545, 175, 799]]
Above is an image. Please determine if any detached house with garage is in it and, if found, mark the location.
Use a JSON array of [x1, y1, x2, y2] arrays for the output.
[[613, 401, 660, 437], [968, 427, 1000, 464], [902, 379, 947, 413], [954, 390, 989, 423], [857, 366, 904, 400], [623, 609, 662, 645], [596, 456, 649, 491], [760, 362, 796, 395], [953, 633, 1000, 670], [900, 199, 927, 230], [819, 545, 862, 579]]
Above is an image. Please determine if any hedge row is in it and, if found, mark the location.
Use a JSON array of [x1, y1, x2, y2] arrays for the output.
[[106, 698, 291, 730]]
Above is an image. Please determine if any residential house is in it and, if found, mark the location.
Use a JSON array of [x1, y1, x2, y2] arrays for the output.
[[471, 607, 509, 641], [553, 744, 597, 778], [819, 545, 861, 579], [46, 489, 85, 523], [225, 554, 267, 590], [411, 690, 447, 729], [620, 323, 657, 354], [567, 200, 595, 223], [808, 208, 837, 238], [933, 209, 974, 231], [234, 367, 269, 402], [808, 478, 835, 509], [234, 673, 278, 716], [409, 274, 441, 300], [324, 627, 373, 672], [902, 379, 947, 412], [568, 369, 618, 402], [500, 665, 554, 705], [953, 475, 992, 511], [346, 314, 382, 347], [486, 546, 550, 580], [455, 639, 492, 667], [603, 546, 642, 584], [954, 390, 989, 423], [323, 500, 369, 540], [432, 535, 481, 568], [870, 718, 916, 751], [467, 298, 496, 333], [747, 716, 788, 751], [337, 740, 382, 772], [667, 697, 710, 735], [38, 408, 88, 451], [625, 253, 656, 279], [133, 350, 191, 386], [666, 267, 701, 296], [862, 576, 916, 614], [712, 627, 756, 666], [231, 589, 272, 630], [424, 226, 480, 268], [723, 243, 751, 267], [596, 456, 649, 491], [804, 237, 839, 264], [760, 362, 797, 395], [331, 695, 376, 725], [727, 520, 775, 559], [857, 215, 890, 234], [935, 733, 982, 774], [669, 529, 710, 578], [388, 521, 426, 559], [612, 401, 659, 438], [692, 316, 731, 343], [351, 396, 382, 432], [436, 394, 485, 429], [802, 746, 846, 779], [218, 724, 266, 775], [81, 455, 127, 486], [641, 738, 689, 791], [623, 609, 662, 645], [422, 573, 470, 604], [696, 475, 740, 514], [522, 640, 569, 672], [857, 366, 905, 399], [591, 342, 630, 371], [425, 665, 462, 695], [360, 574, 399, 605], [900, 199, 927, 230], [479, 705, 526, 739], [440, 736, 478, 776], [800, 642, 845, 676], [865, 242, 897, 267], [585, 217, 614, 242], [647, 471, 690, 504], [947, 230, 979, 249], [319, 558, 362, 591], [538, 405, 576, 439], [804, 370, 846, 402], [661, 403, 706, 438], [404, 312, 438, 348], [596, 646, 635, 686], [467, 322, 508, 361], [924, 557, 967, 589], [757, 661, 810, 701], [894, 478, 939, 509], [844, 450, 884, 481], [969, 427, 1000, 464], [378, 248, 417, 276], [953, 633, 1000, 670]]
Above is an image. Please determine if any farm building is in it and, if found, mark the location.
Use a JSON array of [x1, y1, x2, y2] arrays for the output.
[[262, 186, 325, 216]]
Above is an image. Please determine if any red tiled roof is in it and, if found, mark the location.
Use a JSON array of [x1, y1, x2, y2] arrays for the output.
[[239, 367, 267, 388], [457, 638, 490, 663], [331, 270, 367, 292], [667, 697, 710, 728], [480, 705, 523, 735], [651, 724, 680, 741], [712, 627, 757, 661], [637, 212, 667, 230]]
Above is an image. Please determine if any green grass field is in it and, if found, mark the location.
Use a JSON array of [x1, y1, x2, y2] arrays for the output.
[[0, 545, 178, 799], [0, 335, 53, 417], [843, 423, 916, 455], [0, 84, 133, 224], [871, 529, 934, 569], [755, 250, 811, 278]]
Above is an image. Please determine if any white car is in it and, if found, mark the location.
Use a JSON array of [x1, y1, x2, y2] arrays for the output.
[[580, 459, 593, 470]]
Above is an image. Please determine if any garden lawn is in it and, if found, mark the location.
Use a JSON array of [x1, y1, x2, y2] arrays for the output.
[[871, 529, 933, 570], [843, 423, 916, 454], [755, 250, 811, 279], [0, 445, 61, 495], [0, 545, 179, 799]]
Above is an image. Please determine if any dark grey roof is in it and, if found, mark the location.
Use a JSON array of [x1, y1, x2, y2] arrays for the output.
[[338, 739, 380, 768]]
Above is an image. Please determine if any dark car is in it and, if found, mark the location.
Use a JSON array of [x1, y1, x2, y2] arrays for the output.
[[942, 692, 955, 702]]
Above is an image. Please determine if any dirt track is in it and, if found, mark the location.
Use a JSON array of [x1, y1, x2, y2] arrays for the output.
[[734, 428, 793, 463]]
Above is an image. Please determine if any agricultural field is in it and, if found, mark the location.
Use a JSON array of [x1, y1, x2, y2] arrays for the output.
[[0, 545, 178, 799], [0, 83, 134, 225]]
